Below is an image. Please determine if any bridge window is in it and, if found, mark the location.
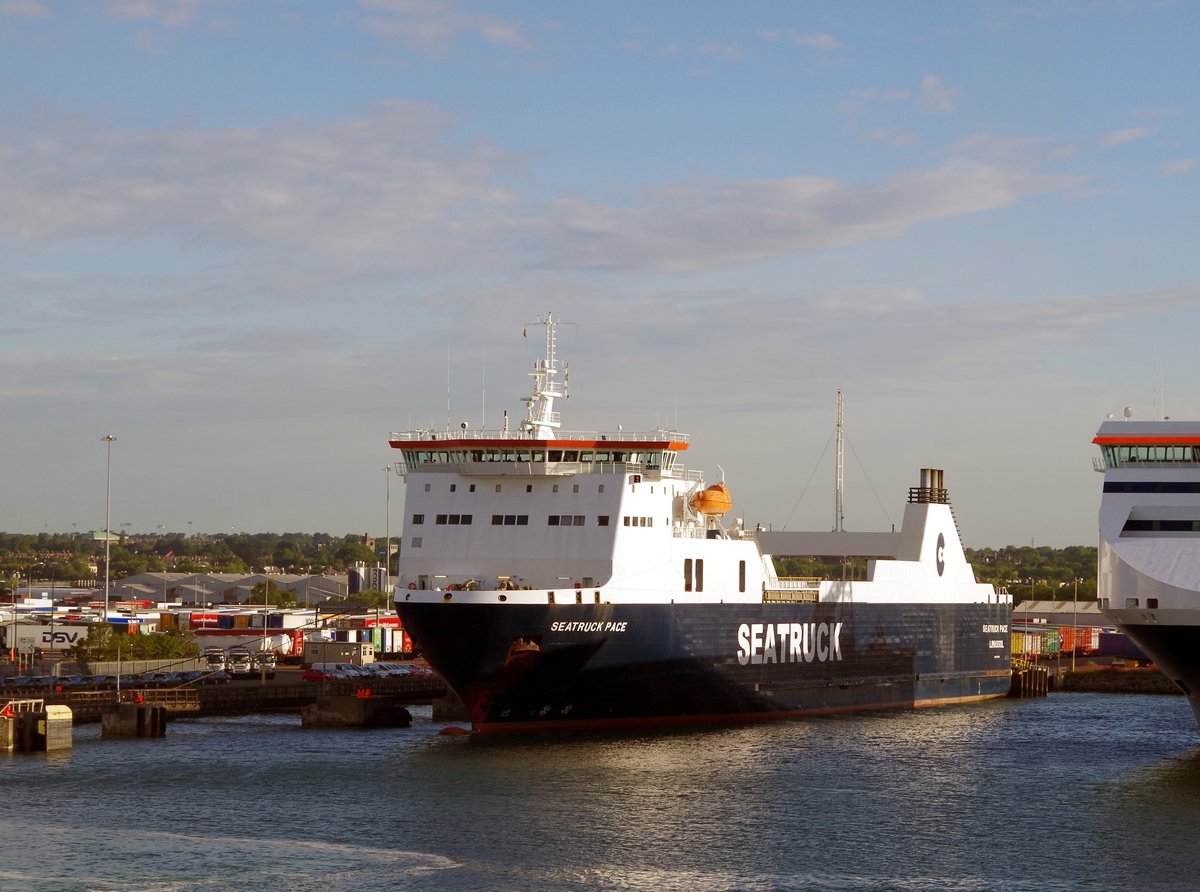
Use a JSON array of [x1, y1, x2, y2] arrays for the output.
[[1104, 444, 1200, 465], [412, 514, 424, 525]]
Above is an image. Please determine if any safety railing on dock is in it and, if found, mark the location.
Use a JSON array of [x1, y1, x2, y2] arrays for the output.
[[124, 688, 201, 712], [0, 698, 45, 715]]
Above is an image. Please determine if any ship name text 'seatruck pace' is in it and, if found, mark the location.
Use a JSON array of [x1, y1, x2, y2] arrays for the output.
[[550, 621, 629, 632], [737, 622, 844, 665]]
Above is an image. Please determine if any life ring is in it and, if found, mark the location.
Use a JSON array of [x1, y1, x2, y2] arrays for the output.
[[407, 583, 417, 590]]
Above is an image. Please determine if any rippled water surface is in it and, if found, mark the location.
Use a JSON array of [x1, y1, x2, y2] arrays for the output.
[[3, 694, 1200, 891]]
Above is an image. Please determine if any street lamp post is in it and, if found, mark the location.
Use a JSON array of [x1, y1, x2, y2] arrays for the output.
[[101, 434, 117, 624], [261, 565, 269, 685]]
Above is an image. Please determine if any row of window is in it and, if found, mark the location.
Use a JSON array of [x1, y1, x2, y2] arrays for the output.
[[1121, 519, 1200, 533], [402, 449, 673, 469], [412, 513, 658, 527], [1101, 445, 1200, 465], [1104, 482, 1200, 493]]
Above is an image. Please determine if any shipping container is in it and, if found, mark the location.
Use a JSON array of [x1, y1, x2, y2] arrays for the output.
[[302, 640, 375, 667]]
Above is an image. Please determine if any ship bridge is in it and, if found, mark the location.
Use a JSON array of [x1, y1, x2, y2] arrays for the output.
[[389, 431, 694, 480], [1093, 421, 1200, 470]]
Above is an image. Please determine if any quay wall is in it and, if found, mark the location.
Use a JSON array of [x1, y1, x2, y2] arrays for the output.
[[1059, 667, 1181, 695]]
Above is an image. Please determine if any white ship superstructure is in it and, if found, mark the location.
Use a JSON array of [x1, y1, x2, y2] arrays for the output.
[[1094, 417, 1200, 726]]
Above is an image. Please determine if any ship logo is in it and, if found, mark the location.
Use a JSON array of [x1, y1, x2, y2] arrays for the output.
[[736, 622, 843, 665], [937, 532, 945, 577]]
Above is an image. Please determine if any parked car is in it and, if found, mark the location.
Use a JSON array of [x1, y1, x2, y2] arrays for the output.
[[302, 666, 334, 682], [136, 671, 180, 688]]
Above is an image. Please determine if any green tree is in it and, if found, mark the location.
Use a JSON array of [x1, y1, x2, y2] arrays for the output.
[[250, 580, 298, 608]]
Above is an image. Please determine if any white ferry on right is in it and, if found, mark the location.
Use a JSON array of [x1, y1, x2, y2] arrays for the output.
[[1094, 411, 1200, 727]]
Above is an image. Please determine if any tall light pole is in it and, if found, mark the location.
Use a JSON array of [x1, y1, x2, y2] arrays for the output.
[[101, 434, 117, 624], [261, 563, 269, 684]]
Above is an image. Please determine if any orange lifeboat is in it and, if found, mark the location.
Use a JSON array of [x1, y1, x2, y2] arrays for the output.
[[690, 483, 732, 516]]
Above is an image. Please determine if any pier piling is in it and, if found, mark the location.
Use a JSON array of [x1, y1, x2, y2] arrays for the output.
[[1008, 661, 1050, 698]]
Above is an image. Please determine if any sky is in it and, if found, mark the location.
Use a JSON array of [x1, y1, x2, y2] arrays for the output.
[[2, 0, 1199, 548]]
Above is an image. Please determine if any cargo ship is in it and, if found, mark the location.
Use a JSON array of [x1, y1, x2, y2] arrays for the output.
[[389, 315, 1012, 733], [1093, 413, 1200, 727]]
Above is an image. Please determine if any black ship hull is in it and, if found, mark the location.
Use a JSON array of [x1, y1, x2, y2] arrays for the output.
[[396, 600, 1013, 733], [1110, 623, 1200, 727]]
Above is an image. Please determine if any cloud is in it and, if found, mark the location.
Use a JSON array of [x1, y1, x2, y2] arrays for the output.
[[537, 158, 1078, 273], [103, 0, 214, 28], [358, 0, 530, 54], [1, 101, 1081, 287], [918, 75, 962, 113], [0, 101, 515, 275], [1100, 127, 1152, 146], [1159, 158, 1195, 176], [839, 78, 955, 118], [698, 41, 743, 60], [757, 28, 841, 51]]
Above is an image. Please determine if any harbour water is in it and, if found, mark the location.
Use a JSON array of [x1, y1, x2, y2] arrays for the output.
[[3, 693, 1199, 891]]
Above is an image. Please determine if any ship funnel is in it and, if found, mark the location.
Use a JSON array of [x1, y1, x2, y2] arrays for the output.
[[912, 468, 947, 504]]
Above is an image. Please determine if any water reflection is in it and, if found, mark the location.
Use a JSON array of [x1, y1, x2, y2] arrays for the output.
[[2, 696, 1198, 891]]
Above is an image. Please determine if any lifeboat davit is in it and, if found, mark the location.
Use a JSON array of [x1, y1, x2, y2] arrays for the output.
[[690, 483, 732, 516]]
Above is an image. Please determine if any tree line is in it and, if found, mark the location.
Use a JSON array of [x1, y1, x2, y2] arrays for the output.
[[3, 531, 1097, 606], [0, 530, 385, 587], [776, 544, 1097, 604]]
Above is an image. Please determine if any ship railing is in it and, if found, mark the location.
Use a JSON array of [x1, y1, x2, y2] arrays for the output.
[[388, 429, 691, 444], [389, 428, 690, 444], [763, 577, 822, 603], [908, 486, 949, 504], [673, 523, 723, 539]]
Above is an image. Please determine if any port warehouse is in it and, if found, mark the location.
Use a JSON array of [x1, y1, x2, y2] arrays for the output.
[[2, 607, 413, 663], [2, 567, 414, 663], [1011, 599, 1147, 661]]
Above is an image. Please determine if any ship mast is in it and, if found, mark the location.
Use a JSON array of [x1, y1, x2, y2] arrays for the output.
[[834, 389, 845, 533], [520, 314, 569, 439]]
